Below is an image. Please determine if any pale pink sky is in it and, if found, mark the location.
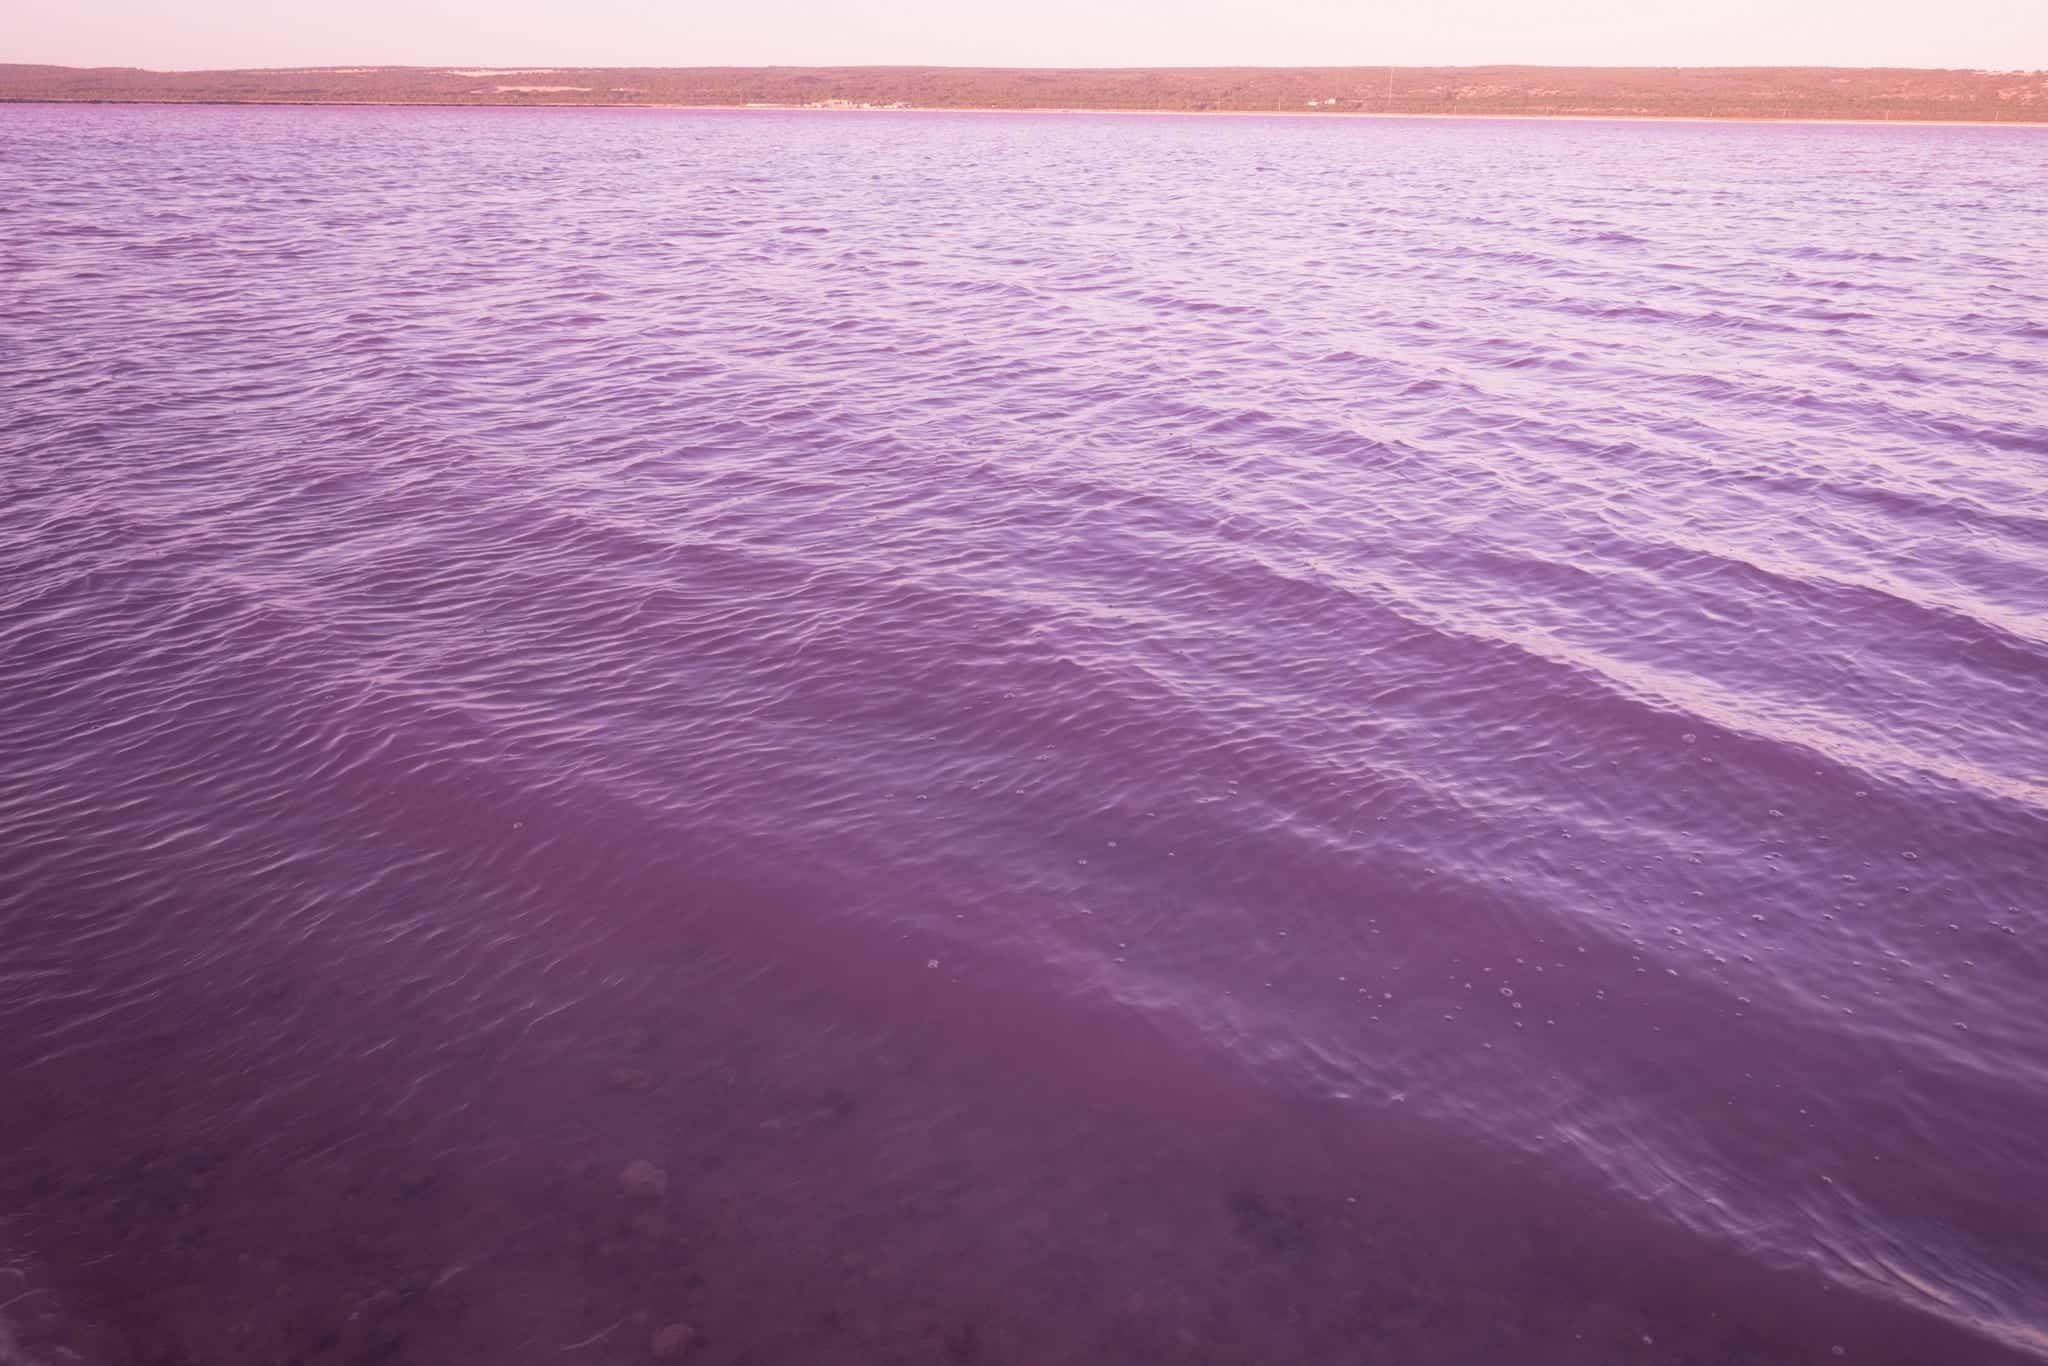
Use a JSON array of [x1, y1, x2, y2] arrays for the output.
[[10, 0, 2047, 72]]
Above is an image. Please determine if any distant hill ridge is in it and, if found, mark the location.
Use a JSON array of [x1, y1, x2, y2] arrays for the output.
[[4, 62, 2045, 123]]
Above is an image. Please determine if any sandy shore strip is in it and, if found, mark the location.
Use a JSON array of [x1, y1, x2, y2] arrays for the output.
[[4, 95, 2044, 128]]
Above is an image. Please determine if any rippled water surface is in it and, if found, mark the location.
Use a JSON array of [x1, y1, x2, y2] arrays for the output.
[[3, 103, 2046, 1365]]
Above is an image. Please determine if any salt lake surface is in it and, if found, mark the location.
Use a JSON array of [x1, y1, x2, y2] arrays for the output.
[[2, 102, 2046, 1364]]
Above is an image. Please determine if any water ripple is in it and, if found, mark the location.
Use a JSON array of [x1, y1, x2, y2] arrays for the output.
[[2, 104, 2045, 1366]]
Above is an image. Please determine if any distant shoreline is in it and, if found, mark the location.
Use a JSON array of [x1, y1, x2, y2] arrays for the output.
[[4, 97, 2045, 129], [5, 62, 2044, 126]]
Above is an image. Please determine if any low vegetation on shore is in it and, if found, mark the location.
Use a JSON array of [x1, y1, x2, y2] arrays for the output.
[[4, 62, 2046, 122]]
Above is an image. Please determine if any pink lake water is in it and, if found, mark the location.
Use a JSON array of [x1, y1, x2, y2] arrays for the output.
[[1, 102, 2046, 1365]]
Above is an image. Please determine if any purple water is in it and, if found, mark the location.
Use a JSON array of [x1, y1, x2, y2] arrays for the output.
[[2, 102, 2045, 1365]]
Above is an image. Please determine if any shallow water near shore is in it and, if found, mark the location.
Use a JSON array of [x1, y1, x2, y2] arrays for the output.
[[1, 103, 2046, 1364]]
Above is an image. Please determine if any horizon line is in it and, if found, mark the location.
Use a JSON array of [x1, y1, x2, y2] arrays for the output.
[[10, 59, 2048, 75]]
